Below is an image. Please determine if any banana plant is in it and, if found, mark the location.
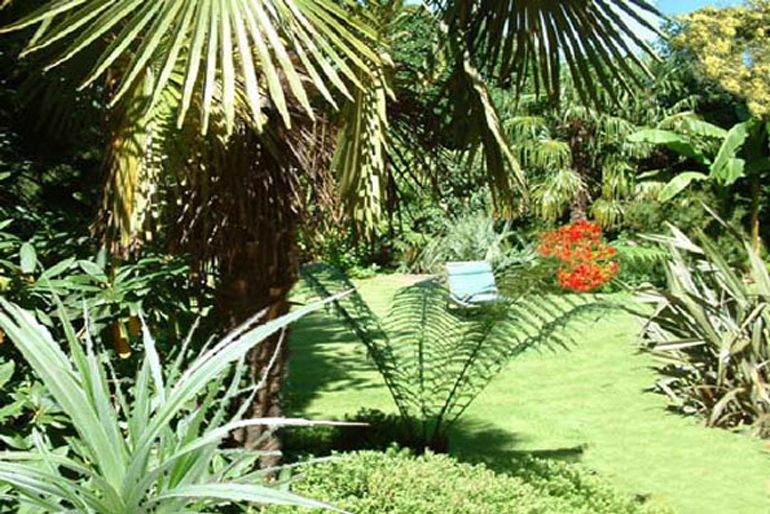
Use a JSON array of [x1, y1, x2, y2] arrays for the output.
[[629, 118, 770, 251]]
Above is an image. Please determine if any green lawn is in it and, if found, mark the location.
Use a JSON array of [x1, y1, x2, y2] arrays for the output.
[[285, 275, 770, 514]]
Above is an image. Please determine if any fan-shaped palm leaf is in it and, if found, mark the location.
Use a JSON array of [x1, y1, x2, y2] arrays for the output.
[[2, 0, 380, 133], [532, 168, 585, 222], [435, 0, 663, 105]]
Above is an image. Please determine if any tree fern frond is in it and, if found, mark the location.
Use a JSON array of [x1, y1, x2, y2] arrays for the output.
[[615, 244, 670, 268], [300, 264, 611, 447]]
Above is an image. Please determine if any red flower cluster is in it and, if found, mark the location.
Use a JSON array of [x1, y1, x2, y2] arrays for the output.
[[537, 220, 618, 292]]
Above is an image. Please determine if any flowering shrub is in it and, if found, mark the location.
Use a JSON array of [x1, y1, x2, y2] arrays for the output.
[[537, 221, 618, 292]]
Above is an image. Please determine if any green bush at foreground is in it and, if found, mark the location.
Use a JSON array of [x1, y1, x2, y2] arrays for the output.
[[262, 448, 671, 514]]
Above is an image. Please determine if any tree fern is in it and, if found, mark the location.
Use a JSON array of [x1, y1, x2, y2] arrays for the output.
[[299, 264, 610, 449], [614, 244, 670, 268]]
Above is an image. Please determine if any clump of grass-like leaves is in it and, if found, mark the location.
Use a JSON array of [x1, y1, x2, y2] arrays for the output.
[[0, 297, 341, 512], [633, 227, 770, 435]]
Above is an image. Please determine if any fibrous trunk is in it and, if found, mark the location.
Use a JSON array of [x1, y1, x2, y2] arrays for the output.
[[175, 126, 305, 467]]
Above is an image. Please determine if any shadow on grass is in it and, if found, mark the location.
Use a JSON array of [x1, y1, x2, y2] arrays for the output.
[[449, 418, 586, 474], [283, 406, 587, 478], [284, 310, 587, 475], [284, 310, 382, 414]]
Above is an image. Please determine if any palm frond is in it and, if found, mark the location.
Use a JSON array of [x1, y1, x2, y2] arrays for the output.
[[532, 168, 585, 222], [435, 0, 664, 105], [3, 0, 379, 133], [332, 67, 392, 237], [446, 54, 527, 214]]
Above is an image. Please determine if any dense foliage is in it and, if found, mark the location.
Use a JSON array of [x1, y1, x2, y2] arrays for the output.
[[0, 1, 767, 512], [262, 448, 670, 514], [676, 1, 770, 119], [0, 298, 335, 512]]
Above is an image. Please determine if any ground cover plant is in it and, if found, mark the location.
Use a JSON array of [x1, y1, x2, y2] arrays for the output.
[[262, 448, 671, 514]]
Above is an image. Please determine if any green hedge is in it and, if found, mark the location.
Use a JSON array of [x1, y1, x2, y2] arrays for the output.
[[263, 448, 670, 513]]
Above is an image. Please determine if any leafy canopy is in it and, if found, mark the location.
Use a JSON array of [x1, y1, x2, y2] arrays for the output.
[[676, 1, 770, 119]]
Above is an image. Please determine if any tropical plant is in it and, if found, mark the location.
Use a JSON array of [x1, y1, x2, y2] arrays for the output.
[[400, 211, 522, 274], [0, 296, 342, 512], [1, 0, 665, 453], [502, 79, 698, 228], [630, 118, 770, 252], [299, 263, 608, 450], [0, 232, 206, 358], [632, 226, 770, 436]]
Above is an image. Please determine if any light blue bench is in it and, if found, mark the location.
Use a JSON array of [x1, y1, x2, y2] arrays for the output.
[[446, 261, 501, 307]]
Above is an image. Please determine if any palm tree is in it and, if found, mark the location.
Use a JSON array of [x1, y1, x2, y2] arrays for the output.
[[1, 0, 663, 457], [504, 79, 694, 226]]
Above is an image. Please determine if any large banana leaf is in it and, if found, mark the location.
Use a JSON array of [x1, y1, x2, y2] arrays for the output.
[[628, 129, 708, 165], [657, 171, 707, 202], [709, 120, 751, 186]]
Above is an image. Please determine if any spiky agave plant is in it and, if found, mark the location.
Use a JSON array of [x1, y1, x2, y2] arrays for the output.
[[300, 264, 608, 450], [0, 296, 344, 513]]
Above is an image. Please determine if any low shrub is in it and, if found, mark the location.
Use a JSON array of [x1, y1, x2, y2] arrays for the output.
[[262, 448, 670, 514]]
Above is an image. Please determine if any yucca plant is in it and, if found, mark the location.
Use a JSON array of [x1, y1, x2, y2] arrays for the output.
[[0, 296, 343, 512], [633, 226, 770, 435], [300, 263, 608, 451]]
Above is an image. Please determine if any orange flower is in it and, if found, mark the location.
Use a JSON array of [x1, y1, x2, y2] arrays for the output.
[[538, 221, 619, 292]]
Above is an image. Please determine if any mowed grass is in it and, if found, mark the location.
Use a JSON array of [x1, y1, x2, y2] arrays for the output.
[[285, 275, 770, 514]]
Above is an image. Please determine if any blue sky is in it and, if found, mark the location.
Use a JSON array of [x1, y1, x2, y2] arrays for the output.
[[656, 0, 744, 15]]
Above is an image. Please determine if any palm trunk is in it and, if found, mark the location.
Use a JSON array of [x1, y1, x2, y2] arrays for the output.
[[569, 190, 589, 221], [202, 129, 302, 468], [217, 221, 298, 467], [567, 120, 590, 222]]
